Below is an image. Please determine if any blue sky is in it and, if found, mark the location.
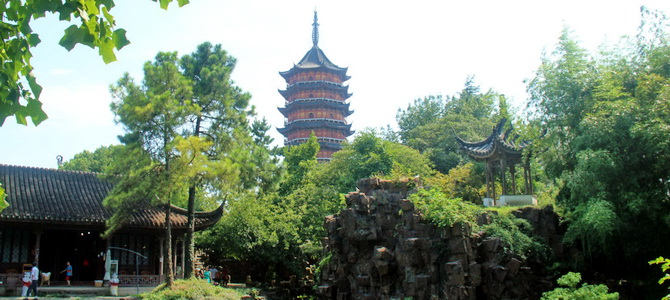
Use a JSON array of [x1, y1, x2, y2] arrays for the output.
[[2, 0, 669, 168]]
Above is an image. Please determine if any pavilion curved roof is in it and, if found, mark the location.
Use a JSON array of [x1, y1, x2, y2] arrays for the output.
[[0, 164, 223, 230], [455, 119, 527, 160]]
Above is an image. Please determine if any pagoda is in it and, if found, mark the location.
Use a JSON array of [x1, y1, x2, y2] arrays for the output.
[[278, 11, 354, 161]]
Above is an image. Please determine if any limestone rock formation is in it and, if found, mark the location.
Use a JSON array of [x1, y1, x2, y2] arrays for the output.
[[318, 178, 563, 300]]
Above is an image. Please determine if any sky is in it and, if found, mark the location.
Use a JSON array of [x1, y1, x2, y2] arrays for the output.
[[1, 0, 670, 169]]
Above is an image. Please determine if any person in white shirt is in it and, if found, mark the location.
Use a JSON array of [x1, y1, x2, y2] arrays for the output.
[[28, 262, 39, 298]]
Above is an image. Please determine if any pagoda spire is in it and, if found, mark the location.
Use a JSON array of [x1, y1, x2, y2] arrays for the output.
[[312, 10, 319, 46]]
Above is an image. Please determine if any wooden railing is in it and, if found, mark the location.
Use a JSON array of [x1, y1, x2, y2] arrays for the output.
[[118, 274, 161, 286], [0, 273, 22, 287]]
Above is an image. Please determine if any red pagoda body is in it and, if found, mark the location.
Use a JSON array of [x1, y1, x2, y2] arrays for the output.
[[278, 11, 354, 161]]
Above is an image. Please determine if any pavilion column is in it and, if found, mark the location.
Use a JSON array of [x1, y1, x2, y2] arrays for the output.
[[484, 162, 491, 199], [181, 235, 186, 279], [158, 237, 164, 277], [173, 238, 179, 277], [104, 238, 111, 282], [33, 230, 42, 265], [510, 164, 517, 195], [500, 159, 507, 196], [490, 162, 497, 202]]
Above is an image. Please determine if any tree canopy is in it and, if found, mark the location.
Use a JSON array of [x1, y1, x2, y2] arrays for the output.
[[527, 15, 670, 279], [0, 0, 188, 126]]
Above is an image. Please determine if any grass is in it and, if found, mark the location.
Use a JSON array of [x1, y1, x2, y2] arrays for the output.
[[137, 278, 255, 300]]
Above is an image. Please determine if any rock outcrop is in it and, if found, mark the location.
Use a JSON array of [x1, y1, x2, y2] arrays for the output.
[[318, 178, 563, 300]]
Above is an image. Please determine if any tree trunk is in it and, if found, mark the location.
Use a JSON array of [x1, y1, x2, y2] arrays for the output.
[[185, 185, 196, 279], [184, 117, 201, 279], [164, 199, 174, 288]]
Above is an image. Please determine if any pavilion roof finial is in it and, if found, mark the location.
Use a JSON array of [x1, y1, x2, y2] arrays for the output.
[[312, 10, 319, 46]]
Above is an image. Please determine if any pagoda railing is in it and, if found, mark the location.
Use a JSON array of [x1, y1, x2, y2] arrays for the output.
[[286, 80, 343, 89], [286, 97, 348, 105], [284, 118, 347, 126], [286, 137, 346, 145]]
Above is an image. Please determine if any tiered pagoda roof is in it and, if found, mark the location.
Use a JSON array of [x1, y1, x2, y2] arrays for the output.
[[277, 11, 354, 160], [279, 46, 350, 81]]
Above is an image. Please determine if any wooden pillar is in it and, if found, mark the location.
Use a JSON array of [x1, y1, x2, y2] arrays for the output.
[[490, 162, 497, 202], [33, 230, 42, 264], [500, 159, 507, 196], [158, 237, 164, 277], [173, 238, 178, 277], [485, 162, 491, 199], [181, 235, 186, 279]]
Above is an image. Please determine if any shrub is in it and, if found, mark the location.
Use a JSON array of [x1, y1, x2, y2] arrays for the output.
[[481, 211, 546, 260], [541, 272, 619, 300], [649, 257, 670, 300], [410, 188, 481, 228], [138, 278, 253, 300]]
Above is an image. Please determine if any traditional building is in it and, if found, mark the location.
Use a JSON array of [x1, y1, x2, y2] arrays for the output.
[[278, 11, 354, 161], [0, 164, 222, 287], [455, 119, 535, 207]]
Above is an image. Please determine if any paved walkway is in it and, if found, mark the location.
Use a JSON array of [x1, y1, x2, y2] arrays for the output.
[[0, 286, 153, 299]]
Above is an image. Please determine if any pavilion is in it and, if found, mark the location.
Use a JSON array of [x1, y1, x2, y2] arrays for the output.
[[455, 119, 535, 207], [0, 164, 222, 287]]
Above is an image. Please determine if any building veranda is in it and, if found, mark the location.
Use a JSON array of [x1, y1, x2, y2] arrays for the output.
[[0, 164, 222, 289]]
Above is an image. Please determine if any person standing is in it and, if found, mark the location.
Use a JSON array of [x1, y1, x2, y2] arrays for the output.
[[209, 266, 218, 284], [203, 267, 211, 284], [28, 261, 39, 298], [60, 261, 72, 286]]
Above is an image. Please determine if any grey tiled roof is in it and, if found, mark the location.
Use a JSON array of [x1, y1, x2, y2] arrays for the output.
[[455, 119, 526, 160], [279, 46, 350, 80], [0, 164, 222, 229]]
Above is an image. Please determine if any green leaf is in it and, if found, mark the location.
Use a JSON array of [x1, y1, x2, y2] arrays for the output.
[[58, 25, 82, 51], [177, 0, 190, 7], [159, 0, 170, 10], [101, 6, 115, 25], [26, 73, 42, 98], [25, 98, 48, 126], [27, 33, 41, 47], [112, 28, 130, 50], [98, 39, 117, 64]]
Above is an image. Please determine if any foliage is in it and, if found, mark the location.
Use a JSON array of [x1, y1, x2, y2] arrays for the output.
[[105, 50, 196, 234], [317, 129, 434, 193], [0, 183, 7, 212], [481, 211, 546, 260], [412, 188, 545, 259], [525, 13, 670, 279], [541, 272, 619, 300], [424, 162, 484, 203], [138, 278, 252, 300], [396, 76, 501, 173], [59, 144, 124, 173], [409, 188, 481, 228], [0, 0, 188, 126], [649, 257, 670, 300], [105, 43, 278, 279], [279, 133, 319, 195]]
